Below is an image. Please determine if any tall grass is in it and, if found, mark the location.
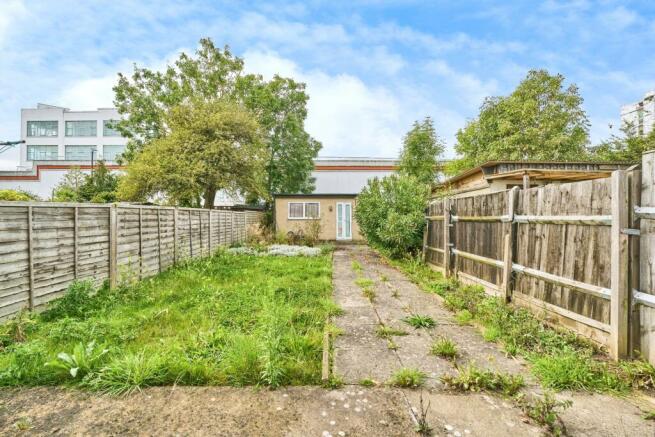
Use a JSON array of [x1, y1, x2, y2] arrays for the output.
[[0, 250, 335, 392]]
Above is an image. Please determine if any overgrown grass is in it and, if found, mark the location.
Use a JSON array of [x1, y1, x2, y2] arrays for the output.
[[376, 325, 408, 339], [0, 250, 335, 392], [355, 277, 374, 288], [380, 250, 655, 394]]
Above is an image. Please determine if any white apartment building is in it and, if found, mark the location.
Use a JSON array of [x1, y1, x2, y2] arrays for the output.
[[621, 90, 655, 137], [19, 103, 127, 167], [0, 104, 127, 199]]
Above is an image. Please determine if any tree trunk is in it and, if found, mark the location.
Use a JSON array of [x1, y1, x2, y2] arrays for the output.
[[204, 187, 217, 209]]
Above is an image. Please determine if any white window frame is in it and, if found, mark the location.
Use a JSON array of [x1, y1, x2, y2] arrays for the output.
[[288, 201, 320, 220], [103, 120, 121, 137], [26, 145, 59, 161], [26, 120, 58, 137], [65, 120, 97, 137]]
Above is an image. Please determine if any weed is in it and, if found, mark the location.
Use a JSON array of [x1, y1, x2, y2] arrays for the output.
[[0, 309, 36, 348], [13, 417, 32, 431], [516, 392, 572, 436], [415, 391, 432, 436], [403, 314, 436, 329], [362, 287, 376, 302], [376, 325, 408, 339], [45, 341, 109, 379], [355, 277, 374, 288], [483, 326, 501, 342], [455, 310, 473, 325], [617, 358, 655, 390], [351, 261, 363, 272], [380, 274, 389, 282], [391, 288, 400, 298], [441, 364, 524, 396], [323, 374, 344, 389], [320, 244, 336, 255], [387, 340, 399, 350], [40, 280, 96, 321], [359, 378, 376, 387], [431, 337, 458, 359], [389, 368, 426, 388], [643, 410, 655, 420]]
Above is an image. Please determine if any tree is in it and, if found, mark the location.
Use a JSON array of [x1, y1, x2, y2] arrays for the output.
[[117, 100, 266, 208], [113, 38, 320, 203], [355, 175, 429, 257], [52, 162, 119, 203], [590, 122, 655, 162], [399, 117, 444, 185], [447, 69, 590, 175]]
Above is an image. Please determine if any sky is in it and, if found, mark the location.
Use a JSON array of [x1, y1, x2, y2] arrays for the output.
[[1, 0, 654, 169]]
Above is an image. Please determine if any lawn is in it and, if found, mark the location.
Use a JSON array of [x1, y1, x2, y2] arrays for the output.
[[0, 250, 337, 394]]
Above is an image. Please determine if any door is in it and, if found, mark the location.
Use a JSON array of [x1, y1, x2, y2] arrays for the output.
[[336, 202, 352, 240]]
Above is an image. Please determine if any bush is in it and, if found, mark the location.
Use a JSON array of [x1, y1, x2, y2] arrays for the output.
[[354, 174, 429, 258], [0, 189, 39, 201]]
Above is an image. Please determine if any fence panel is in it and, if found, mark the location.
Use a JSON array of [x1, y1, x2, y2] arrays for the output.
[[0, 203, 261, 321], [425, 200, 444, 267]]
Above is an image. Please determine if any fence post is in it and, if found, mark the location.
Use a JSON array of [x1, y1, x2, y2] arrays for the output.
[[26, 205, 35, 310], [208, 210, 213, 254], [443, 198, 452, 277], [188, 210, 193, 258], [74, 206, 79, 279], [157, 208, 162, 273], [639, 151, 655, 363], [610, 170, 630, 360], [138, 207, 143, 280], [173, 207, 178, 264], [502, 187, 519, 302], [628, 170, 641, 357], [109, 204, 118, 289]]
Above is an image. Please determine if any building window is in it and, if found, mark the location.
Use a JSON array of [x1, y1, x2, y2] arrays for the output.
[[65, 145, 97, 161], [27, 145, 58, 161], [26, 121, 58, 137], [288, 202, 320, 219], [103, 120, 121, 137], [102, 145, 125, 162], [65, 120, 97, 137]]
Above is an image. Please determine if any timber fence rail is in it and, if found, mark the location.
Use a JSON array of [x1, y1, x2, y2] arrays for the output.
[[0, 202, 262, 321], [424, 150, 655, 364]]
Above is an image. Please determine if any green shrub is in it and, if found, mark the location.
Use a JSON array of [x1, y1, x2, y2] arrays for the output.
[[389, 368, 426, 388], [0, 189, 39, 201], [354, 175, 430, 258]]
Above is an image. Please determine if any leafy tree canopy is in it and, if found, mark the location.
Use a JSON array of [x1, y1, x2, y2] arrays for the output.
[[399, 116, 444, 185], [117, 100, 266, 208], [52, 162, 119, 203], [590, 122, 655, 162], [113, 38, 320, 202], [447, 69, 590, 175]]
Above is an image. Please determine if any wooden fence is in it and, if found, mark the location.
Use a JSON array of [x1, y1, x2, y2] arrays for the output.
[[424, 150, 655, 363], [0, 203, 262, 320]]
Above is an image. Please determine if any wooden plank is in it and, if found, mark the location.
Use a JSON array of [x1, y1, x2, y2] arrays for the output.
[[513, 263, 611, 300], [27, 206, 34, 310], [157, 209, 162, 273], [452, 248, 504, 268], [74, 207, 79, 279], [514, 214, 611, 225], [502, 187, 518, 302], [109, 204, 118, 288], [610, 170, 629, 360], [443, 198, 451, 276], [639, 151, 655, 363]]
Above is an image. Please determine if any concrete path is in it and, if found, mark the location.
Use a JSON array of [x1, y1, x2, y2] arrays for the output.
[[332, 245, 654, 436]]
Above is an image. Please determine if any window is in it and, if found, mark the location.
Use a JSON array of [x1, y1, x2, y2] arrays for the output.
[[65, 120, 97, 137], [103, 120, 121, 137], [288, 202, 320, 219], [26, 121, 58, 137], [65, 145, 97, 161], [102, 145, 125, 162], [27, 145, 58, 161]]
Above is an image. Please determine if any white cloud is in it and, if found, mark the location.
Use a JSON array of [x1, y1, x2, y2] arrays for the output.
[[0, 0, 27, 48], [598, 6, 639, 31]]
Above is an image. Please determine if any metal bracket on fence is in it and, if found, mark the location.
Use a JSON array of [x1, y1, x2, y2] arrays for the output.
[[633, 289, 655, 309], [635, 206, 655, 220], [621, 228, 641, 236]]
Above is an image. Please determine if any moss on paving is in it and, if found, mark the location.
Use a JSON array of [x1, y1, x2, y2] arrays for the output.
[[0, 250, 336, 393]]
